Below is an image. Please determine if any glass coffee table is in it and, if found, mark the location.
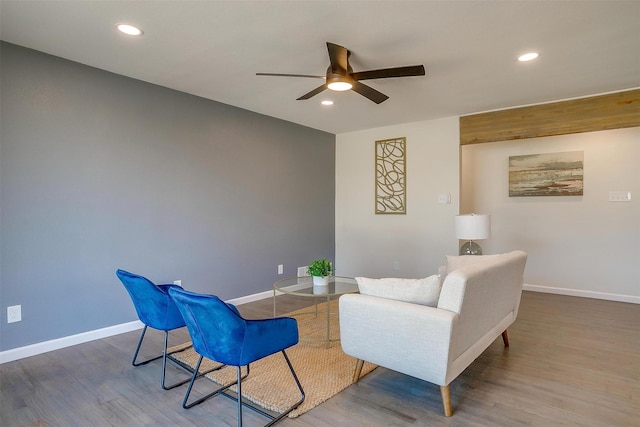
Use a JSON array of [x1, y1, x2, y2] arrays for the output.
[[273, 276, 358, 348]]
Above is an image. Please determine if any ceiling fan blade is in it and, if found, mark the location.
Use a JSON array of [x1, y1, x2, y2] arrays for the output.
[[351, 65, 426, 81], [297, 84, 328, 100], [351, 81, 389, 104], [326, 42, 349, 73], [256, 73, 325, 79]]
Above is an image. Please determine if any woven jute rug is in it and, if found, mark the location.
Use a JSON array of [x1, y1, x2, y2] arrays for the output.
[[169, 299, 376, 418]]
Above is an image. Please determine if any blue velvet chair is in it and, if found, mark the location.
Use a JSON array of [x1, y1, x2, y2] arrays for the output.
[[168, 287, 305, 427], [116, 269, 198, 390]]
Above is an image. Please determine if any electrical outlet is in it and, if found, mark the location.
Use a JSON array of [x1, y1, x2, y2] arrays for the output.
[[278, 264, 284, 275], [173, 280, 182, 286], [7, 305, 21, 323], [393, 261, 400, 271]]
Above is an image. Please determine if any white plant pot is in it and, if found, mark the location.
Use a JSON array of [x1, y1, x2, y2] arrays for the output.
[[313, 284, 329, 294], [312, 275, 329, 286]]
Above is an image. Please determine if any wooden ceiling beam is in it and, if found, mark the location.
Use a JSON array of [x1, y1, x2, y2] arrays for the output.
[[460, 89, 640, 145]]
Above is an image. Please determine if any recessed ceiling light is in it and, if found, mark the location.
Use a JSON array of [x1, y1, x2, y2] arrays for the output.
[[321, 100, 334, 106], [518, 52, 539, 62], [116, 23, 143, 36]]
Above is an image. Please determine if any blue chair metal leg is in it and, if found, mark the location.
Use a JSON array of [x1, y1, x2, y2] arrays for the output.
[[181, 355, 241, 409], [263, 350, 305, 427], [132, 326, 161, 366], [237, 365, 243, 426], [131, 325, 195, 390], [232, 351, 305, 427], [160, 331, 193, 390]]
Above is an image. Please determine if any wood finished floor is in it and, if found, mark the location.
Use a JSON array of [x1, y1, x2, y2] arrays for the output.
[[1, 291, 638, 426]]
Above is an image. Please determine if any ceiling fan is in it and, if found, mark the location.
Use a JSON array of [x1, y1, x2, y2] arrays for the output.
[[257, 42, 426, 104]]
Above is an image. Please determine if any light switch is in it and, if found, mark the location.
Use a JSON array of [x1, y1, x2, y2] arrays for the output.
[[438, 193, 451, 204], [608, 191, 631, 202]]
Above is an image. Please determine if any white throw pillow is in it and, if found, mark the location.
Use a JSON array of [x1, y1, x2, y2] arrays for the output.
[[445, 254, 502, 274], [355, 275, 442, 307]]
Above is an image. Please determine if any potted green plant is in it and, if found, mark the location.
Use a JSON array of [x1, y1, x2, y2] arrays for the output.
[[308, 258, 333, 286]]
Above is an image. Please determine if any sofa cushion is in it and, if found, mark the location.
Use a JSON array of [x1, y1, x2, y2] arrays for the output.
[[355, 275, 441, 307], [445, 254, 503, 274]]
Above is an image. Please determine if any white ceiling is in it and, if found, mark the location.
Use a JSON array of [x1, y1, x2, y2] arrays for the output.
[[2, 1, 639, 134]]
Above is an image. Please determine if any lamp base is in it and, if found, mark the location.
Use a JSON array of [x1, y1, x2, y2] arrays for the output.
[[460, 240, 483, 255]]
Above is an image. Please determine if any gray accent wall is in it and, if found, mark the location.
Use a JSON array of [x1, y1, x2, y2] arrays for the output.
[[0, 42, 335, 351]]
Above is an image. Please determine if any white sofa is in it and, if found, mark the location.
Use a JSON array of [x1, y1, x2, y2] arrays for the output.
[[339, 250, 528, 416]]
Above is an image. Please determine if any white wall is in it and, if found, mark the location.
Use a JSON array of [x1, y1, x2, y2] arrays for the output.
[[461, 127, 640, 302], [336, 117, 460, 279]]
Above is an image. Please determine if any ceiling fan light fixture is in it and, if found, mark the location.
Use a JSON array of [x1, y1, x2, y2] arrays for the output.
[[326, 75, 353, 91], [327, 81, 352, 91]]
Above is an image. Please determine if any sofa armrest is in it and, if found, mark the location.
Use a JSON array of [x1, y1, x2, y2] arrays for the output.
[[339, 294, 457, 385]]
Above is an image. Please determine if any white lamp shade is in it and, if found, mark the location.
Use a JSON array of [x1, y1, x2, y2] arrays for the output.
[[455, 214, 491, 240]]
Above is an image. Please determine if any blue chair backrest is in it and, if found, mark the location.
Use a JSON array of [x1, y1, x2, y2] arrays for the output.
[[168, 288, 247, 365], [116, 269, 185, 331]]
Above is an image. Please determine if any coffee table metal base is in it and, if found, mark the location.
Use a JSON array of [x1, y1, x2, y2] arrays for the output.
[[272, 276, 358, 348]]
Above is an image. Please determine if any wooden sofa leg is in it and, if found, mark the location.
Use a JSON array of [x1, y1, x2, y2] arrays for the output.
[[440, 385, 453, 417], [353, 359, 364, 383], [502, 329, 510, 347]]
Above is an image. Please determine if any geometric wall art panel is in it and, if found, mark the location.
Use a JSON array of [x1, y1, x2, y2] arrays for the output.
[[375, 137, 406, 213]]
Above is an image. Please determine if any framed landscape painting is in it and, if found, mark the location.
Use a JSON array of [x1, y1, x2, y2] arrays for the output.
[[509, 151, 584, 197]]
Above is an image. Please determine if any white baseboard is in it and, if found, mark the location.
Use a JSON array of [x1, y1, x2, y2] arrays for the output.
[[6, 283, 632, 364], [523, 284, 640, 304], [0, 320, 144, 364], [0, 283, 311, 364]]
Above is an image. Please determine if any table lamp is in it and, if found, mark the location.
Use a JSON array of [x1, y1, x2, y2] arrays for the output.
[[455, 213, 491, 255]]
